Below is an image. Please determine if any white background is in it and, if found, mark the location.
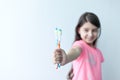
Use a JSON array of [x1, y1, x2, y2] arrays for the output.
[[0, 0, 120, 80]]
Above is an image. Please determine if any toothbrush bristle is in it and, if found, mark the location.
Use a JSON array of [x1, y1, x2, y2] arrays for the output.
[[55, 28, 58, 35], [58, 29, 62, 35], [54, 28, 62, 41]]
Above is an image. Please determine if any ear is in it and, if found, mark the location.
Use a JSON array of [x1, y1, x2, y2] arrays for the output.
[[97, 28, 101, 38]]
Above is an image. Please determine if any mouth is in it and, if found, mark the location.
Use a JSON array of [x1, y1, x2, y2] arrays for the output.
[[86, 38, 95, 43]]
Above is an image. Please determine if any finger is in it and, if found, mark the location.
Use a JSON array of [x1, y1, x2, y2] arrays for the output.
[[53, 55, 63, 64], [70, 73, 74, 78], [55, 56, 63, 64], [54, 50, 63, 60], [55, 56, 63, 61], [67, 67, 74, 79], [54, 49, 62, 57], [53, 49, 61, 63], [55, 49, 62, 53], [67, 76, 72, 80]]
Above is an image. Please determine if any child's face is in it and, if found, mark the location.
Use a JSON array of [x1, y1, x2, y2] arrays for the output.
[[78, 22, 99, 46]]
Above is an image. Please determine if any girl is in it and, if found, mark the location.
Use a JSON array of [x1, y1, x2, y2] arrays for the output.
[[53, 12, 104, 80]]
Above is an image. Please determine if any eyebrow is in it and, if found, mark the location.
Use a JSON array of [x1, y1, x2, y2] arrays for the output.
[[83, 27, 98, 30]]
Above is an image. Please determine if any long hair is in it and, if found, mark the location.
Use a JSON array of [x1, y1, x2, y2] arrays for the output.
[[74, 12, 101, 46]]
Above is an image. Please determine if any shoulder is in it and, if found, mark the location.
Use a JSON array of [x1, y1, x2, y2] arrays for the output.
[[95, 48, 102, 54], [72, 40, 86, 53], [95, 48, 104, 62], [72, 40, 84, 47]]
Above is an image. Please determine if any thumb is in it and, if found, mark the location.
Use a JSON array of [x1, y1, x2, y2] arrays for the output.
[[60, 49, 67, 66]]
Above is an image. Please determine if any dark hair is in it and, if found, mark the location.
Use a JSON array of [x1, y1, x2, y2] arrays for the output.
[[74, 12, 101, 46]]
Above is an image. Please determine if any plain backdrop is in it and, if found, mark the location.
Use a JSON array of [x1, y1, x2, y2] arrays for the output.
[[0, 0, 120, 80]]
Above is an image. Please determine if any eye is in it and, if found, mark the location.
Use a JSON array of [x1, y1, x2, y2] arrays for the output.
[[93, 29, 98, 32], [84, 29, 89, 32]]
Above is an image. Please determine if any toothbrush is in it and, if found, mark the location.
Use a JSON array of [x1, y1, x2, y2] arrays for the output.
[[55, 28, 62, 69]]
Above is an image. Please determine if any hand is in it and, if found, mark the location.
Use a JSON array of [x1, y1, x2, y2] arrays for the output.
[[67, 66, 74, 80], [53, 48, 67, 66]]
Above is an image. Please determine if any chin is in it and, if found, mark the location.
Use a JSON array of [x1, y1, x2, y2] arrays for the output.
[[86, 40, 94, 44]]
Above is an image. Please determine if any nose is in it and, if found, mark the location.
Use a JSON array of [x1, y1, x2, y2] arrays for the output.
[[88, 31, 93, 37]]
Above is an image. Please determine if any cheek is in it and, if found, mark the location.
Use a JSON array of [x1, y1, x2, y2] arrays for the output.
[[80, 32, 86, 38], [93, 32, 99, 37]]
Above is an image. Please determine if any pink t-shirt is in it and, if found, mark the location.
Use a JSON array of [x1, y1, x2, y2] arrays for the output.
[[72, 40, 104, 80]]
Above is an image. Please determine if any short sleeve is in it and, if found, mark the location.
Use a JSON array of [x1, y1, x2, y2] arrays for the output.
[[72, 41, 84, 50], [97, 49, 104, 63], [100, 52, 104, 63]]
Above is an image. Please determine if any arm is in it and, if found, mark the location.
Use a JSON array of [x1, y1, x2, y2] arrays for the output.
[[65, 46, 82, 64], [53, 46, 82, 66]]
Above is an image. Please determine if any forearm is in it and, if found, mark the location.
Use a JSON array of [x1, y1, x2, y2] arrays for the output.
[[65, 46, 81, 64]]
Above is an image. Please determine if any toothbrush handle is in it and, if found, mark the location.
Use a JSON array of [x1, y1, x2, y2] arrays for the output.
[[56, 41, 61, 69], [58, 41, 60, 49]]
